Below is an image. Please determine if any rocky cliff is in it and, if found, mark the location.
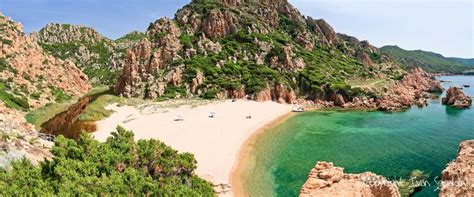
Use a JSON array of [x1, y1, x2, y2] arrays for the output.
[[0, 101, 52, 170], [299, 161, 400, 197], [32, 24, 140, 85], [114, 0, 405, 103], [442, 87, 472, 108], [440, 140, 474, 196], [0, 13, 90, 110]]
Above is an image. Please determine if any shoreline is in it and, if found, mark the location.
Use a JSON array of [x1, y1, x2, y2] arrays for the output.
[[92, 99, 293, 195], [229, 111, 301, 197]]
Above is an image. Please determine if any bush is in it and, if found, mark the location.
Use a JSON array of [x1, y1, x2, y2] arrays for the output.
[[49, 86, 72, 103], [0, 58, 12, 72], [0, 127, 215, 196], [202, 89, 219, 99]]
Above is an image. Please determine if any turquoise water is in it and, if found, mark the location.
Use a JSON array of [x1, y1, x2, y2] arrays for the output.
[[243, 76, 473, 197]]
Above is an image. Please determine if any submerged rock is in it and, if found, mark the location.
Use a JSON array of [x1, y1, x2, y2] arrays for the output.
[[299, 161, 400, 197], [440, 140, 474, 196], [442, 87, 472, 108]]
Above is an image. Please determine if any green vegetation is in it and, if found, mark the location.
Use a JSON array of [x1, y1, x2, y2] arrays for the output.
[[78, 94, 141, 122], [25, 86, 107, 129], [39, 39, 118, 85], [116, 31, 146, 43], [0, 82, 29, 111], [185, 0, 221, 14], [0, 127, 215, 196], [171, 24, 385, 100], [49, 86, 72, 103], [25, 99, 77, 130], [0, 37, 13, 45], [0, 58, 14, 73], [448, 57, 474, 66], [380, 45, 474, 74]]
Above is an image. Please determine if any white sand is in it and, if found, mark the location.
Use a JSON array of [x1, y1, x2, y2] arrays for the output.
[[93, 100, 291, 188]]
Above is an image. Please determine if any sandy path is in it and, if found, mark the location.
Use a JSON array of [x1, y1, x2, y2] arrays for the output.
[[93, 99, 291, 195]]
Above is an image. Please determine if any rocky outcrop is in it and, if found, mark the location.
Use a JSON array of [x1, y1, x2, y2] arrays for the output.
[[269, 45, 305, 71], [375, 67, 442, 111], [254, 84, 296, 104], [314, 19, 337, 45], [0, 101, 52, 170], [31, 23, 107, 44], [440, 140, 474, 196], [115, 18, 184, 99], [201, 9, 239, 38], [442, 87, 472, 108], [300, 162, 400, 197], [0, 13, 90, 109], [31, 23, 132, 85]]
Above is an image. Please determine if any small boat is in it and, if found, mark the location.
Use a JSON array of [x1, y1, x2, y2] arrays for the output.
[[463, 84, 470, 88], [292, 105, 305, 112]]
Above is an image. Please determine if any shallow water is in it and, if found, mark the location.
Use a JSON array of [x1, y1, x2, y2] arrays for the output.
[[243, 75, 473, 196], [40, 91, 107, 139]]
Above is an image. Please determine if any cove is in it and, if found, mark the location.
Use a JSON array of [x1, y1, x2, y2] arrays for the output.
[[241, 75, 473, 196]]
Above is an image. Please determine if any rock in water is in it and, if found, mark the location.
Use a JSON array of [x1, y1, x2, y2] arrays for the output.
[[299, 161, 400, 197], [440, 140, 474, 196], [442, 87, 472, 108]]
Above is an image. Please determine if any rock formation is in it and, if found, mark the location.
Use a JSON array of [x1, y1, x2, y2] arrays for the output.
[[374, 67, 443, 111], [440, 140, 474, 196], [0, 101, 53, 170], [0, 13, 90, 109], [31, 23, 137, 85], [113, 0, 408, 104], [442, 87, 472, 108], [299, 161, 400, 197]]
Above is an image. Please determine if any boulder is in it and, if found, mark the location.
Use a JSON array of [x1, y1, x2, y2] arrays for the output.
[[442, 87, 472, 108], [300, 162, 400, 197], [440, 140, 474, 196]]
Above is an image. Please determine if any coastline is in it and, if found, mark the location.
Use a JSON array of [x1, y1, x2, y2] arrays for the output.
[[229, 111, 301, 197], [92, 99, 292, 195]]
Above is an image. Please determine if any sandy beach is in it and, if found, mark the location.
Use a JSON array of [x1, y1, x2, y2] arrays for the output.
[[93, 99, 292, 195]]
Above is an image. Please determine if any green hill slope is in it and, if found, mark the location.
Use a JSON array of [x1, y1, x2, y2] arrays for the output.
[[380, 45, 473, 74]]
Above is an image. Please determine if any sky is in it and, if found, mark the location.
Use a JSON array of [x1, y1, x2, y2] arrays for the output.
[[0, 0, 472, 58]]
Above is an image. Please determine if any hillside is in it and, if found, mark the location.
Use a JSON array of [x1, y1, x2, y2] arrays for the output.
[[448, 57, 474, 66], [380, 45, 474, 74], [32, 24, 143, 85], [0, 13, 90, 110], [113, 0, 405, 103]]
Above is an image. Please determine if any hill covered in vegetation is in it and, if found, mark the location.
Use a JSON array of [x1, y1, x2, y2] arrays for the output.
[[380, 45, 474, 74], [111, 0, 406, 104], [31, 24, 144, 85]]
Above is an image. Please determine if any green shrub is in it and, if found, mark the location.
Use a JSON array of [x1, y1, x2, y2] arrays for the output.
[[30, 92, 41, 100], [202, 89, 219, 99], [49, 86, 72, 103], [0, 127, 215, 196], [0, 58, 12, 72]]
